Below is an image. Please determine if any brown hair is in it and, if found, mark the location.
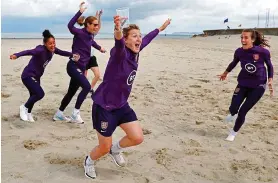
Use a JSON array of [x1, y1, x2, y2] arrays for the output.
[[77, 16, 98, 27], [242, 29, 270, 48], [123, 24, 140, 38]]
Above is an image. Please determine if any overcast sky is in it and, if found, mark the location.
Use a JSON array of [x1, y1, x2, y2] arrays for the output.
[[2, 0, 278, 34]]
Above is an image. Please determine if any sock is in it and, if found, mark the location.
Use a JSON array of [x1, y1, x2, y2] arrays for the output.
[[86, 155, 94, 165], [73, 108, 80, 115], [58, 109, 63, 114], [111, 141, 123, 153], [230, 129, 237, 136]]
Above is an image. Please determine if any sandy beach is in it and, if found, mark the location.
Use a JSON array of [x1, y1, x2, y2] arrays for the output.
[[1, 35, 278, 183]]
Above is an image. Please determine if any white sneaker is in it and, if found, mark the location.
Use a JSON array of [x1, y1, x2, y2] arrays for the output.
[[19, 104, 28, 121], [70, 110, 84, 124], [27, 113, 35, 122], [225, 114, 238, 123], [84, 156, 96, 179], [109, 150, 126, 167], [53, 110, 70, 122], [225, 129, 237, 142]]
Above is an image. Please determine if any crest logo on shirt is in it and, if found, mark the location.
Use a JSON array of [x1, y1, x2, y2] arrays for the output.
[[101, 121, 108, 130], [127, 70, 137, 85], [253, 54, 259, 62], [245, 63, 257, 73]]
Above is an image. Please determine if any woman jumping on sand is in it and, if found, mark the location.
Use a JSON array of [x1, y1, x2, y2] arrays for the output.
[[218, 29, 274, 142], [77, 9, 104, 93], [53, 2, 106, 124], [83, 15, 171, 179], [10, 30, 79, 122]]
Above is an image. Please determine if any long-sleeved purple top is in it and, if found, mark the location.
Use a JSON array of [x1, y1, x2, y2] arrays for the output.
[[226, 46, 274, 88], [93, 29, 160, 111], [68, 11, 101, 71], [14, 45, 72, 79]]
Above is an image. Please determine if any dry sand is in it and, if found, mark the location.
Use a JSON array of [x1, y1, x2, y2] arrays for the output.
[[1, 35, 278, 183]]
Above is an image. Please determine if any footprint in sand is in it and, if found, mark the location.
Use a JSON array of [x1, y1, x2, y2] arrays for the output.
[[197, 79, 210, 83], [23, 140, 48, 150], [175, 89, 183, 94], [2, 114, 20, 123], [184, 148, 207, 156], [1, 92, 11, 98], [154, 148, 171, 167], [189, 85, 202, 88], [228, 148, 239, 154], [44, 152, 86, 168], [3, 74, 12, 77], [142, 128, 152, 135], [230, 159, 274, 181]]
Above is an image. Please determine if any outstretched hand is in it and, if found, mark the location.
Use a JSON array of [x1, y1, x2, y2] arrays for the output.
[[100, 47, 106, 53], [159, 18, 171, 32], [99, 9, 103, 16], [79, 2, 87, 13], [10, 54, 17, 60], [114, 15, 122, 30], [217, 72, 228, 81]]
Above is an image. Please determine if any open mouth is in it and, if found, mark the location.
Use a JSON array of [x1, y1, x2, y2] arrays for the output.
[[135, 43, 140, 49]]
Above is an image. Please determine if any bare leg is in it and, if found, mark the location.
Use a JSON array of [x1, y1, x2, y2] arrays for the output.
[[90, 67, 100, 89]]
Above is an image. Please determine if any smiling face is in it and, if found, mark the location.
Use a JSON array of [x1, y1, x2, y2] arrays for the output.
[[44, 37, 56, 52], [123, 24, 142, 53], [85, 16, 99, 34], [241, 31, 254, 49]]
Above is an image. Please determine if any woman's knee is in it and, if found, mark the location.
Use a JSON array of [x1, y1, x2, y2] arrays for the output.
[[37, 90, 45, 100], [129, 133, 144, 145], [94, 72, 100, 79]]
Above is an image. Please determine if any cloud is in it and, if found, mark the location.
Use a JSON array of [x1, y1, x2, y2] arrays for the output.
[[2, 0, 278, 33]]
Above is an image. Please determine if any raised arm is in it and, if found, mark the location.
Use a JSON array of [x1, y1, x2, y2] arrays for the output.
[[140, 29, 159, 51], [110, 15, 125, 59], [10, 45, 44, 59], [68, 2, 87, 35], [140, 18, 171, 51], [94, 9, 103, 35], [54, 47, 73, 57]]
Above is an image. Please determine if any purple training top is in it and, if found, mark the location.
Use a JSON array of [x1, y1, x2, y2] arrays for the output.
[[68, 11, 101, 71], [226, 46, 274, 88], [14, 45, 72, 79], [93, 29, 159, 111]]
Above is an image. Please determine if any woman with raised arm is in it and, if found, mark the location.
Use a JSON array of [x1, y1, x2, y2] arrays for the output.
[[83, 15, 171, 179], [53, 2, 106, 123]]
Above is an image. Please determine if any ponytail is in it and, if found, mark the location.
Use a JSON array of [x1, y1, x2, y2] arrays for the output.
[[242, 29, 270, 48], [77, 16, 86, 26], [42, 29, 54, 43]]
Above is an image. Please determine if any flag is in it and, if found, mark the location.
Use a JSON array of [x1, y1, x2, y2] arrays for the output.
[[224, 18, 228, 23]]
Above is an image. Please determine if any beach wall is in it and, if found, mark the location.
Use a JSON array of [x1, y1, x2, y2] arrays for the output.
[[203, 28, 278, 36]]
